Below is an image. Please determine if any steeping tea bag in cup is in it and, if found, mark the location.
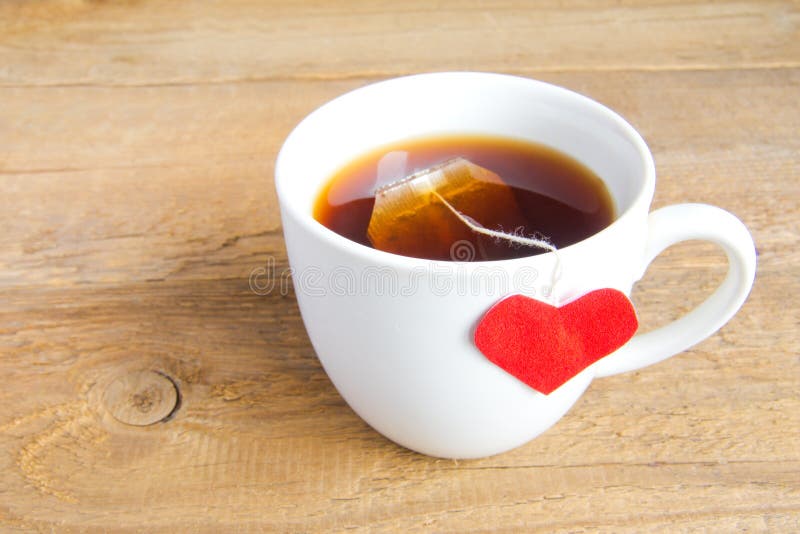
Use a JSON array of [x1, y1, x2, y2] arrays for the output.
[[277, 73, 756, 459], [367, 157, 530, 260]]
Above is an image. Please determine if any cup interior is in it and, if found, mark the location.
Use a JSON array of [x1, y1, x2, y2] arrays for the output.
[[276, 72, 654, 249]]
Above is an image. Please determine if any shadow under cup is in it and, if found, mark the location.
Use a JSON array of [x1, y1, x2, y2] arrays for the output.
[[275, 73, 656, 459]]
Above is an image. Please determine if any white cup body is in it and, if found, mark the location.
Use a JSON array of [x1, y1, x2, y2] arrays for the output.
[[276, 73, 656, 458]]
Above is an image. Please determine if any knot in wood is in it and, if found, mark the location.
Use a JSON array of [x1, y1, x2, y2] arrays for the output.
[[102, 371, 179, 426]]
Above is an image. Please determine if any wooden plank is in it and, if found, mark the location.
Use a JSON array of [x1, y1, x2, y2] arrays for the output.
[[1, 69, 798, 288], [0, 278, 797, 531], [0, 1, 798, 87]]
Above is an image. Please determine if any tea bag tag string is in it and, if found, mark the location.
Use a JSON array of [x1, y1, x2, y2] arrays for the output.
[[432, 191, 563, 305]]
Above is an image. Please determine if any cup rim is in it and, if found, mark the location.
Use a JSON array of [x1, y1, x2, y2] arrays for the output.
[[275, 72, 656, 271]]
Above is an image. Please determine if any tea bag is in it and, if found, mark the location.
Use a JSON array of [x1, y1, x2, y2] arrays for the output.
[[367, 157, 531, 260]]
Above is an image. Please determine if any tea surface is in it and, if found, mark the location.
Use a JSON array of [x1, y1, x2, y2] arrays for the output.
[[313, 135, 615, 261]]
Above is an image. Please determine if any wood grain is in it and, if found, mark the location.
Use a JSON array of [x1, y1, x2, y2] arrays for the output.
[[1, 0, 798, 87], [1, 0, 798, 532]]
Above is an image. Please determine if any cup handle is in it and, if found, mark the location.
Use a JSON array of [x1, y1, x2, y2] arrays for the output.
[[593, 203, 756, 378]]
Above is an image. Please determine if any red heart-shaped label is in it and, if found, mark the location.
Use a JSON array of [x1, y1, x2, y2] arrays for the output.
[[474, 289, 638, 394]]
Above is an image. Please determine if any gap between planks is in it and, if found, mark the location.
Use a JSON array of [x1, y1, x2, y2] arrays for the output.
[[1, 62, 799, 89]]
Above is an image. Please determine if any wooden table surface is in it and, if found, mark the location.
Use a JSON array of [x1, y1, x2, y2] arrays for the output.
[[1, 1, 798, 532]]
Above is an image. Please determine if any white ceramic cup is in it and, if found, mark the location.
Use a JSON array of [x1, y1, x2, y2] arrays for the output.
[[275, 72, 756, 459]]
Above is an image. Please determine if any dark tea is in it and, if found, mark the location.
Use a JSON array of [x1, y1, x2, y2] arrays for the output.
[[313, 135, 615, 261]]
